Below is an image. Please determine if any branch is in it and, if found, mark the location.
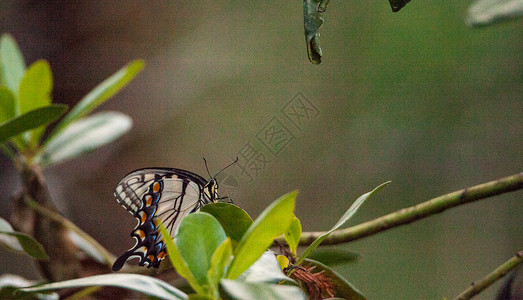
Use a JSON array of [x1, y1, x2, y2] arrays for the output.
[[453, 250, 523, 300], [275, 172, 523, 246]]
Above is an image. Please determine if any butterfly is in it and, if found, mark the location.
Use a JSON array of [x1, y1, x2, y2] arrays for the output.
[[112, 158, 237, 271]]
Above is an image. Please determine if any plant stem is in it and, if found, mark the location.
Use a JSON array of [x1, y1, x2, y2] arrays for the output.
[[453, 250, 523, 300], [275, 172, 523, 246], [25, 197, 116, 267]]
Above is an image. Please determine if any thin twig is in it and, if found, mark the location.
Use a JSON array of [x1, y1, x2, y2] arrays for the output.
[[453, 250, 523, 300], [275, 172, 523, 246]]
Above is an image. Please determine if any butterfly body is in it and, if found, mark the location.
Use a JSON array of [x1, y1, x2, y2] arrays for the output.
[[112, 167, 219, 271]]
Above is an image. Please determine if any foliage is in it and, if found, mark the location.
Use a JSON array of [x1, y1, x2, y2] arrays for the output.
[[0, 33, 141, 166], [1, 1, 522, 296]]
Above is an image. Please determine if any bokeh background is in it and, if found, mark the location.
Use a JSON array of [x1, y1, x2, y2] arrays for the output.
[[0, 1, 521, 299]]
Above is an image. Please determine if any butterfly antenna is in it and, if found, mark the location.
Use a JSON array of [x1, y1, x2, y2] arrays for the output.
[[203, 157, 212, 178], [215, 157, 239, 178]]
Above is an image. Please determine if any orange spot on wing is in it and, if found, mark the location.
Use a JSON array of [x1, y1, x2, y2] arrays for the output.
[[145, 195, 153, 206], [152, 182, 161, 193], [135, 229, 145, 239], [158, 251, 167, 259], [140, 212, 147, 224], [147, 255, 155, 261]]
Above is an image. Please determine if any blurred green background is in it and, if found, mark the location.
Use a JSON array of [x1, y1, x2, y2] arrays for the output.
[[0, 1, 521, 299]]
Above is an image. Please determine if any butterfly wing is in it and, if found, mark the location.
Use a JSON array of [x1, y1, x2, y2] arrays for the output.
[[112, 168, 210, 271]]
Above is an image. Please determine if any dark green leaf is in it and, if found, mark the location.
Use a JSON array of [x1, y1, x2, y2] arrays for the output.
[[176, 212, 227, 290], [18, 60, 53, 148], [304, 259, 366, 300], [226, 191, 297, 280], [466, 0, 523, 27], [0, 86, 15, 124], [0, 34, 26, 104], [0, 104, 67, 145], [20, 274, 187, 300], [296, 182, 390, 265], [51, 60, 143, 137], [35, 111, 132, 167], [389, 0, 412, 12], [303, 0, 325, 64], [0, 218, 48, 260], [307, 248, 360, 266], [220, 279, 306, 300], [237, 251, 295, 284], [200, 203, 253, 248]]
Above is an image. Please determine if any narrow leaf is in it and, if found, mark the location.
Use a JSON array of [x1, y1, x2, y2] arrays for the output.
[[466, 0, 523, 27], [18, 60, 53, 147], [304, 0, 325, 64], [20, 274, 188, 300], [0, 104, 67, 146], [237, 251, 295, 284], [35, 111, 132, 167], [389, 0, 412, 12], [159, 223, 205, 295], [207, 238, 232, 295], [176, 212, 227, 290], [296, 182, 390, 265], [0, 34, 26, 106], [304, 259, 366, 300], [51, 59, 143, 136], [0, 218, 48, 260], [0, 274, 58, 300], [200, 203, 253, 248], [284, 215, 301, 256], [226, 191, 297, 280], [0, 86, 16, 124], [220, 279, 306, 300]]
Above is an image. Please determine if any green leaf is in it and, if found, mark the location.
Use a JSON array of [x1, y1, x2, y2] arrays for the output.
[[207, 238, 232, 296], [389, 0, 412, 12], [220, 279, 306, 300], [226, 191, 297, 280], [237, 251, 295, 284], [284, 215, 301, 256], [296, 182, 390, 265], [19, 60, 53, 115], [18, 60, 53, 148], [200, 203, 253, 248], [303, 0, 325, 64], [0, 104, 67, 145], [0, 217, 48, 260], [0, 274, 58, 300], [0, 34, 26, 106], [0, 86, 16, 124], [176, 212, 227, 291], [304, 258, 366, 300], [34, 111, 132, 167], [20, 274, 187, 300], [159, 223, 204, 295], [307, 248, 360, 266], [51, 59, 143, 137], [466, 0, 523, 27]]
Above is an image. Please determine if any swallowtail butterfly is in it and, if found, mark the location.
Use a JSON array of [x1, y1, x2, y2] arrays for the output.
[[112, 159, 236, 271]]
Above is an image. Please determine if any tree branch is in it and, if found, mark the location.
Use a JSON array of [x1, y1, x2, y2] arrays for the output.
[[454, 250, 523, 300], [275, 172, 523, 246]]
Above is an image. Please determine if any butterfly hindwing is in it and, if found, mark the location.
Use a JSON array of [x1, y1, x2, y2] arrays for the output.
[[112, 168, 213, 271]]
